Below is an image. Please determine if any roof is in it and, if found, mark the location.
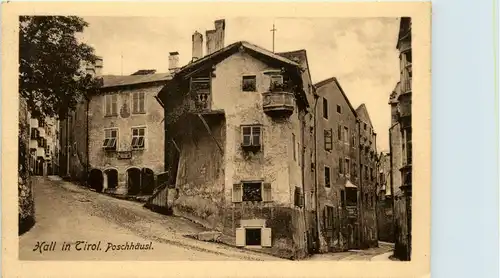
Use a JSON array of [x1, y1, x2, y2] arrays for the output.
[[277, 49, 314, 97], [314, 77, 357, 116], [355, 103, 373, 127], [176, 41, 299, 76], [101, 72, 172, 89], [345, 180, 357, 188]]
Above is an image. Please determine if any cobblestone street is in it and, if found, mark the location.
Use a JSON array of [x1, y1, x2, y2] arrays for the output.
[[20, 176, 394, 261]]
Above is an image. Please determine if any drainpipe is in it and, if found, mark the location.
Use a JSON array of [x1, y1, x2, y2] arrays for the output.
[[312, 92, 321, 252]]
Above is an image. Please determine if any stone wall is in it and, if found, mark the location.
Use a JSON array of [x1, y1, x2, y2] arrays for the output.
[[19, 97, 35, 235]]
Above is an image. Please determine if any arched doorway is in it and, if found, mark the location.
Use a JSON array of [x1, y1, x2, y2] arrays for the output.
[[127, 168, 141, 195], [104, 169, 118, 190], [88, 169, 104, 192], [141, 168, 155, 195]]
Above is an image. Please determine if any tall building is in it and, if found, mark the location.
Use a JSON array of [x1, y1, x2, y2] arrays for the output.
[[388, 16, 412, 261], [157, 24, 315, 257], [313, 77, 362, 252]]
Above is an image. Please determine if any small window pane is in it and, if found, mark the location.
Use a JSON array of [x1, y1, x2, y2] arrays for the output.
[[137, 137, 145, 147], [242, 127, 251, 135], [131, 137, 138, 146], [139, 128, 145, 136]]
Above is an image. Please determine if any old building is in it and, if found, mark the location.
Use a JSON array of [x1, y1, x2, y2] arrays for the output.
[[29, 116, 60, 176], [86, 63, 171, 194], [356, 103, 379, 248], [313, 77, 361, 252], [157, 19, 316, 258], [388, 16, 412, 261], [376, 151, 394, 242], [59, 57, 102, 184]]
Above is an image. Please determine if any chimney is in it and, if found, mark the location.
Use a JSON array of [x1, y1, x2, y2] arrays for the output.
[[192, 31, 203, 61], [94, 56, 103, 77], [206, 19, 226, 55], [168, 51, 180, 74]]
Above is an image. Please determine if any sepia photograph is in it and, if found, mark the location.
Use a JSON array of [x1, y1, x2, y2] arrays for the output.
[[4, 2, 430, 277]]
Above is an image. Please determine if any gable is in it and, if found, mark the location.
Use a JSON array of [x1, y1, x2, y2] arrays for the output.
[[356, 104, 373, 128], [314, 77, 357, 116]]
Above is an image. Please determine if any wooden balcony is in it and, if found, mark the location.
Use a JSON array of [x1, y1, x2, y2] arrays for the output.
[[262, 91, 295, 117]]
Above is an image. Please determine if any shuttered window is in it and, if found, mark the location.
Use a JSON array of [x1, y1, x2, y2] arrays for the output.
[[324, 129, 332, 151], [261, 228, 272, 247]]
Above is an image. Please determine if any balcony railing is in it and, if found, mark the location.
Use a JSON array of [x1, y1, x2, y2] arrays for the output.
[[262, 91, 295, 117]]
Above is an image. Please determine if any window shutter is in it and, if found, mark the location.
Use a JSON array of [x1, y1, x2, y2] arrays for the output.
[[235, 228, 245, 247], [261, 228, 272, 247], [262, 183, 272, 202], [232, 183, 242, 203]]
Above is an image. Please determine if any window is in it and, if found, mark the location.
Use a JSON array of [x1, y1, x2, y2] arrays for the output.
[[364, 193, 368, 204], [270, 75, 284, 91], [233, 182, 271, 203], [105, 94, 118, 116], [45, 144, 50, 155], [352, 134, 356, 146], [242, 75, 256, 92], [343, 127, 349, 144], [324, 166, 331, 188], [352, 162, 357, 178], [103, 128, 118, 151], [337, 125, 342, 140], [339, 158, 344, 175], [370, 167, 373, 181], [242, 182, 262, 202], [364, 165, 369, 179], [345, 158, 350, 176], [292, 133, 296, 160], [241, 125, 262, 148], [337, 105, 342, 114], [131, 127, 146, 150], [322, 98, 328, 119], [132, 92, 146, 114], [364, 123, 367, 130], [324, 129, 332, 151], [340, 190, 345, 207], [236, 227, 272, 247]]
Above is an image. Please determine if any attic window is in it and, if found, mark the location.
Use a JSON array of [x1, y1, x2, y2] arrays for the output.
[[337, 105, 342, 114]]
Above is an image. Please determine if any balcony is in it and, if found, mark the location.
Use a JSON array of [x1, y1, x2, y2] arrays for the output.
[[189, 77, 212, 113], [262, 91, 295, 117]]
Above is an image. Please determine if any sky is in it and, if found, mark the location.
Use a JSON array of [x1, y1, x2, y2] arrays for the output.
[[78, 16, 401, 151]]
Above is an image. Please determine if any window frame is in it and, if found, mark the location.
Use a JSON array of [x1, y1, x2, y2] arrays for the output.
[[103, 128, 118, 151], [132, 91, 146, 114], [322, 97, 329, 119], [241, 125, 262, 148], [242, 75, 257, 92], [104, 94, 118, 117], [131, 126, 146, 150], [324, 166, 331, 188]]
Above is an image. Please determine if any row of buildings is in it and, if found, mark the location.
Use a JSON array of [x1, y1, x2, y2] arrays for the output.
[[374, 17, 412, 261], [46, 19, 387, 259]]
